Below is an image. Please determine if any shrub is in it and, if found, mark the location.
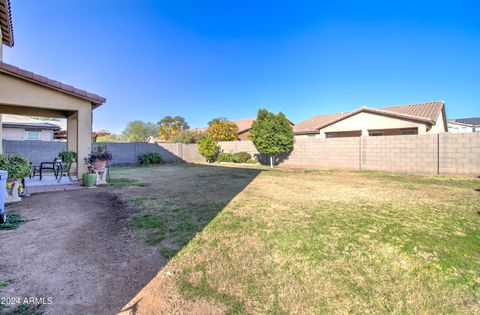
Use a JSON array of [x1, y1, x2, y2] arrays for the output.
[[217, 152, 253, 163], [59, 151, 77, 173], [58, 151, 77, 164], [232, 152, 252, 163], [0, 153, 31, 180], [217, 152, 234, 162], [198, 135, 220, 162], [173, 129, 208, 143], [138, 152, 164, 165]]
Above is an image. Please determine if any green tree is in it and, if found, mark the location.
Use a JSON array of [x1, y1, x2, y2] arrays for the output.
[[207, 118, 238, 141], [250, 109, 294, 168], [95, 129, 124, 142], [158, 116, 189, 141], [198, 135, 220, 162], [173, 129, 208, 143], [122, 121, 159, 142]]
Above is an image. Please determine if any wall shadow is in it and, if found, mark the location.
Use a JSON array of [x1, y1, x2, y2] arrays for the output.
[[254, 151, 291, 166], [109, 163, 263, 314]]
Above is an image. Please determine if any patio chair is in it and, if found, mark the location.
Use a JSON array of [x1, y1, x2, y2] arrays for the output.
[[39, 158, 63, 182]]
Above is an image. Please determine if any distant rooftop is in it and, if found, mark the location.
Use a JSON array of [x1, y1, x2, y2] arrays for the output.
[[2, 114, 66, 130], [449, 117, 480, 126]]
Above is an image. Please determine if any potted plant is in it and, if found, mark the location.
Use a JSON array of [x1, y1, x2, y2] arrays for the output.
[[82, 157, 97, 188], [86, 144, 112, 170], [0, 154, 31, 203], [58, 150, 77, 181]]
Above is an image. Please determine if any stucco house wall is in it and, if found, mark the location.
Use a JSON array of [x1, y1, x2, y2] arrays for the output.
[[429, 111, 447, 134], [296, 110, 446, 139], [237, 130, 251, 141], [0, 73, 94, 176], [2, 127, 54, 141], [448, 121, 474, 133], [319, 112, 428, 137]]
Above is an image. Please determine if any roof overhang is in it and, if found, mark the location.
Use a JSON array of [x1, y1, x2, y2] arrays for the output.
[[0, 0, 14, 47], [294, 129, 321, 135], [440, 105, 448, 132], [2, 122, 60, 130], [235, 118, 295, 134], [0, 62, 106, 107], [321, 107, 435, 130]]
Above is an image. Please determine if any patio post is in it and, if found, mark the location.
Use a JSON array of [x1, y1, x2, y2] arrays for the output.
[[76, 108, 92, 179], [68, 109, 92, 179]]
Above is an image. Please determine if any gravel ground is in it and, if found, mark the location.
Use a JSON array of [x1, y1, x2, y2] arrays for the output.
[[0, 187, 165, 315]]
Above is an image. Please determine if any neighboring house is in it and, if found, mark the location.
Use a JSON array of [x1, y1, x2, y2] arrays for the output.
[[232, 118, 295, 141], [0, 0, 106, 177], [232, 118, 256, 141], [448, 118, 480, 133], [294, 101, 448, 138], [3, 122, 59, 141], [1, 114, 65, 141]]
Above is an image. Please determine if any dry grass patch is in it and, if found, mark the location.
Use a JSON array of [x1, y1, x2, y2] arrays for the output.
[[112, 164, 480, 314]]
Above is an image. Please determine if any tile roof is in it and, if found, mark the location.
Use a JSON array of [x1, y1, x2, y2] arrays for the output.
[[0, 62, 106, 106], [0, 0, 13, 47], [233, 117, 295, 134], [379, 101, 444, 123], [294, 101, 445, 134], [232, 118, 256, 134], [294, 112, 349, 134], [450, 117, 480, 126]]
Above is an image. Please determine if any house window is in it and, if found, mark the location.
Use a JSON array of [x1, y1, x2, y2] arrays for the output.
[[308, 135, 316, 139], [401, 129, 418, 135], [26, 130, 40, 140], [325, 133, 334, 138], [370, 131, 383, 136]]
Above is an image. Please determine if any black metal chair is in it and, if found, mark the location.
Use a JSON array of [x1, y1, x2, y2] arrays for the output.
[[39, 158, 63, 182]]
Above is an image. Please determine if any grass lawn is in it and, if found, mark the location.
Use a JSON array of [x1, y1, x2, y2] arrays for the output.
[[112, 164, 480, 314]]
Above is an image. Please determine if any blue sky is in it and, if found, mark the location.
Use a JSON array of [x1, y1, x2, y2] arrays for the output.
[[4, 0, 480, 132]]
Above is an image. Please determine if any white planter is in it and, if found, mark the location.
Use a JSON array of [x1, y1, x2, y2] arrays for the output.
[[5, 179, 22, 203]]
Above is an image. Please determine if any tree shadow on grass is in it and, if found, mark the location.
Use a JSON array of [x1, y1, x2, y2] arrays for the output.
[[111, 163, 264, 313]]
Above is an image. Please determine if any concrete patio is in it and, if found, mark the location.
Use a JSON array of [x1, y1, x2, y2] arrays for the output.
[[23, 175, 84, 194]]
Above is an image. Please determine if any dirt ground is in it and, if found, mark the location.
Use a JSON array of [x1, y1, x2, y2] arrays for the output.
[[0, 187, 165, 315]]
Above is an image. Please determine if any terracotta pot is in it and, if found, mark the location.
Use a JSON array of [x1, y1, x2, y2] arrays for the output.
[[94, 159, 107, 170]]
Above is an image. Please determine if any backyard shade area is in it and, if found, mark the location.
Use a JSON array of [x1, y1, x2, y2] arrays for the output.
[[0, 61, 106, 177]]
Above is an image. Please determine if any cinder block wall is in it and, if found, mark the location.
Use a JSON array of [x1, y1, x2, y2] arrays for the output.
[[361, 134, 438, 173], [3, 133, 480, 176], [280, 138, 360, 169], [439, 132, 480, 175], [220, 133, 480, 176], [2, 141, 203, 166], [219, 141, 258, 157], [3, 140, 66, 165]]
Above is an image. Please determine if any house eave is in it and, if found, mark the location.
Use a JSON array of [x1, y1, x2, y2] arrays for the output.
[[0, 0, 14, 47], [0, 62, 106, 106]]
